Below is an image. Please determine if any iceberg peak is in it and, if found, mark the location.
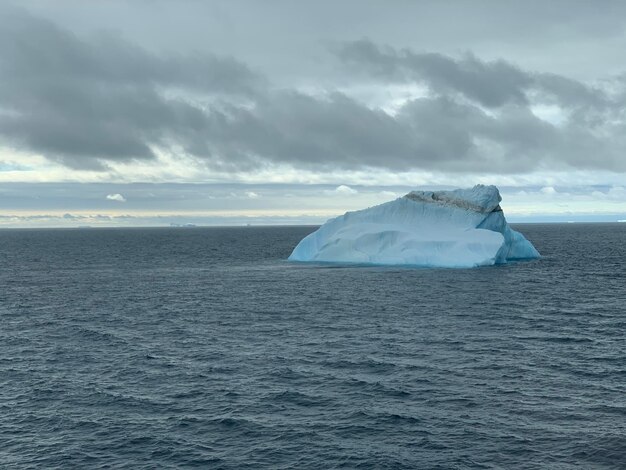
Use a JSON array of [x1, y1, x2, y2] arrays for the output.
[[289, 185, 540, 268], [404, 184, 502, 214]]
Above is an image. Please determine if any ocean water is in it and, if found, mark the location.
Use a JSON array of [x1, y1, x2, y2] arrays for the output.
[[1, 223, 625, 469]]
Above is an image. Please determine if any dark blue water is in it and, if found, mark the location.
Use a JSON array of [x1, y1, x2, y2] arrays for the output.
[[1, 224, 625, 469]]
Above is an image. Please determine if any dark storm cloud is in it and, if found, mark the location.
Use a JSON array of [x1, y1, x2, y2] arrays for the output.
[[1, 4, 626, 173]]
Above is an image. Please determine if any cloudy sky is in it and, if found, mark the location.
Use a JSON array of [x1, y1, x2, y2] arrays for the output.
[[2, 0, 626, 227]]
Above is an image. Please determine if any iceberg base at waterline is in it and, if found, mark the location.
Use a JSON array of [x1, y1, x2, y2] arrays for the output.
[[288, 185, 540, 268]]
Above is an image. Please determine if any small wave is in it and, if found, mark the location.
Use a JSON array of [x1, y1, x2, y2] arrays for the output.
[[513, 335, 594, 343], [266, 390, 328, 407]]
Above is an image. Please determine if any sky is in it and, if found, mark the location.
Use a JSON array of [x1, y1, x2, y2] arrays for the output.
[[1, 0, 626, 227]]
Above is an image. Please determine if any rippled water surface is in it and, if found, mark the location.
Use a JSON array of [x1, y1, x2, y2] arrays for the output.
[[1, 224, 625, 469]]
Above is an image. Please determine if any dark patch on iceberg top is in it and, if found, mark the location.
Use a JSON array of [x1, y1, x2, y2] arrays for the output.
[[404, 184, 502, 214]]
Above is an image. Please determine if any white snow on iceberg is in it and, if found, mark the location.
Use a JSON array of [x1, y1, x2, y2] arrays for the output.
[[289, 185, 540, 268]]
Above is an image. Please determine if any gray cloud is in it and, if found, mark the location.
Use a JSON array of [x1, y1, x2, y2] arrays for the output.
[[1, 5, 626, 174], [335, 40, 532, 108], [23, 0, 626, 84], [197, 89, 623, 173], [199, 92, 418, 170], [335, 39, 610, 110], [0, 6, 261, 94], [0, 5, 261, 169]]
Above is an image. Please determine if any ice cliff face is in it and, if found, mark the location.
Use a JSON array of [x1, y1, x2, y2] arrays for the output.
[[288, 185, 540, 268]]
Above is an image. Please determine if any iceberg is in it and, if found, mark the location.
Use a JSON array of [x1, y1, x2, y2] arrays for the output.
[[289, 185, 540, 268]]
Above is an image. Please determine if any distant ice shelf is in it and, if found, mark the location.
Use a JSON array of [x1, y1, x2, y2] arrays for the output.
[[288, 185, 540, 268]]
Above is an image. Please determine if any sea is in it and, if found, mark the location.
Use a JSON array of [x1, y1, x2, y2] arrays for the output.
[[1, 223, 625, 469]]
